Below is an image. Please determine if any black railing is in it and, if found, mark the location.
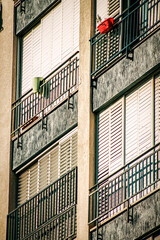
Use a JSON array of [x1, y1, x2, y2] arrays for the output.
[[88, 144, 160, 225], [7, 167, 77, 240], [11, 52, 79, 136], [90, 0, 160, 79]]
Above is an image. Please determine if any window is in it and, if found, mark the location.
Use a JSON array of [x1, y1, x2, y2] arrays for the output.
[[97, 72, 160, 183], [17, 129, 77, 206], [21, 0, 79, 95]]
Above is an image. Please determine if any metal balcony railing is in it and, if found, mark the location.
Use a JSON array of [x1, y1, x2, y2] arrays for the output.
[[90, 0, 160, 80], [88, 144, 160, 225], [11, 52, 79, 136], [7, 167, 77, 240]]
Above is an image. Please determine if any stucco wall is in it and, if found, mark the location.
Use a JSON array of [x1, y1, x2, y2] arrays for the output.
[[15, 0, 60, 34], [91, 190, 160, 240], [93, 30, 160, 112], [0, 0, 14, 239], [77, 0, 95, 240], [12, 93, 78, 170]]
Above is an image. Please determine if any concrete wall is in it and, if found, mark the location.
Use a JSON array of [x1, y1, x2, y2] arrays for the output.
[[0, 0, 14, 239], [12, 93, 78, 170], [91, 190, 160, 240], [93, 30, 160, 112], [15, 0, 60, 34], [77, 0, 95, 239]]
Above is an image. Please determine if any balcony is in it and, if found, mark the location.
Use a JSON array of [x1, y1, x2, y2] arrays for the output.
[[88, 144, 160, 226], [90, 0, 160, 82], [11, 52, 79, 137], [7, 167, 77, 240]]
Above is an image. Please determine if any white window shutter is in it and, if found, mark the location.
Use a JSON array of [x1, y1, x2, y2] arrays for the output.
[[50, 146, 59, 184], [22, 31, 33, 95], [41, 11, 53, 77], [96, 0, 108, 25], [126, 80, 153, 163], [71, 132, 78, 169], [32, 24, 41, 78], [59, 131, 78, 177], [98, 99, 123, 181], [73, 0, 80, 51], [59, 138, 71, 177], [39, 155, 49, 192], [98, 109, 110, 182], [52, 3, 62, 69], [109, 100, 123, 175], [17, 170, 29, 206], [155, 73, 160, 144], [29, 163, 38, 199], [108, 0, 120, 17], [61, 0, 73, 59]]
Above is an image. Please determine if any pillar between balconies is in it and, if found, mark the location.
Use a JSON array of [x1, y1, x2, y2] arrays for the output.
[[77, 0, 95, 239]]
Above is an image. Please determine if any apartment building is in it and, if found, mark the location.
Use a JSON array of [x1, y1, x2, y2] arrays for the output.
[[0, 0, 160, 239]]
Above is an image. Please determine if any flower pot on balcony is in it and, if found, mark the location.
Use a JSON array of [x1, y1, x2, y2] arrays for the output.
[[97, 18, 114, 34], [32, 77, 43, 93]]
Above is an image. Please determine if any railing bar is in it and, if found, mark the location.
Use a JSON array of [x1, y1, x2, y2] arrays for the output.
[[91, 0, 160, 78], [88, 177, 160, 225], [90, 145, 160, 192]]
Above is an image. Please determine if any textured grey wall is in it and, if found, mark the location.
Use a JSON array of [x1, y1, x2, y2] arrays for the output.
[[93, 30, 160, 112], [12, 93, 78, 170], [91, 190, 160, 240], [16, 0, 60, 34]]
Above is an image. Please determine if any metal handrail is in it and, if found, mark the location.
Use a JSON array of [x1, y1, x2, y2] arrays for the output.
[[90, 0, 160, 79], [11, 52, 79, 136], [88, 144, 160, 225], [7, 167, 77, 240], [22, 205, 77, 240], [12, 51, 79, 106]]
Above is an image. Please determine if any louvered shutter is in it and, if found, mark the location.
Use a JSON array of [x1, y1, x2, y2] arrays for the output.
[[109, 100, 123, 175], [98, 99, 123, 181], [98, 109, 110, 182], [17, 170, 29, 206], [41, 11, 53, 77], [29, 163, 38, 198], [22, 32, 33, 95], [32, 24, 41, 78], [71, 132, 78, 168], [155, 73, 160, 144], [17, 129, 77, 206], [96, 0, 108, 26], [61, 0, 73, 59], [50, 146, 59, 184], [125, 80, 153, 163], [73, 0, 80, 51], [60, 138, 71, 177], [98, 100, 123, 220], [39, 155, 49, 192], [52, 3, 62, 69], [108, 0, 120, 17], [59, 131, 78, 177]]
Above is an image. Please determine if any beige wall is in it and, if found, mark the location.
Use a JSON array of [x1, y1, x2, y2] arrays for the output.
[[0, 0, 14, 239], [77, 0, 95, 239]]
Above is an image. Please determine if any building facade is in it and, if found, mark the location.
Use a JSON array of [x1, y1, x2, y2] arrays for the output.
[[0, 0, 160, 239]]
